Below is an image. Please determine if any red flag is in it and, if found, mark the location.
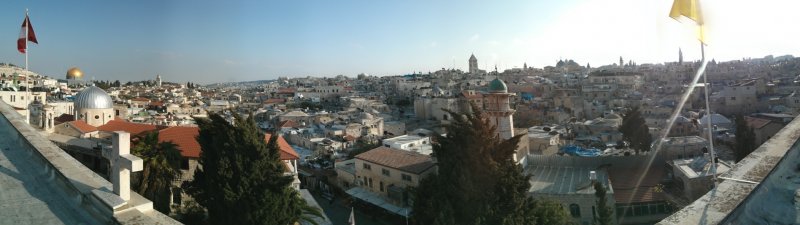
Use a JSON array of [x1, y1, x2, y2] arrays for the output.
[[17, 15, 38, 54]]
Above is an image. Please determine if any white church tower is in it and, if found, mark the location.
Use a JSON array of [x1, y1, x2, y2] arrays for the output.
[[484, 78, 515, 140]]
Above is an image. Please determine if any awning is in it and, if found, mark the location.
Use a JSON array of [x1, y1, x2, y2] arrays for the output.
[[346, 187, 411, 217]]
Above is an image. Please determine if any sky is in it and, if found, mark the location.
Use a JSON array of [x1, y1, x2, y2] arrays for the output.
[[0, 0, 798, 84]]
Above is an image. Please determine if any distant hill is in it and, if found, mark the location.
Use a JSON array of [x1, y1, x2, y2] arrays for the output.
[[205, 79, 276, 88]]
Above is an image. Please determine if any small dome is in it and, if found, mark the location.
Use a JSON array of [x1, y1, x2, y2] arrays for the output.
[[66, 67, 83, 80], [488, 78, 508, 93], [74, 86, 113, 109]]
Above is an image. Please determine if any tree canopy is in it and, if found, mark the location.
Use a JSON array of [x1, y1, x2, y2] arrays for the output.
[[131, 131, 182, 214], [187, 113, 321, 225], [620, 107, 652, 154], [593, 182, 613, 225], [411, 105, 571, 225]]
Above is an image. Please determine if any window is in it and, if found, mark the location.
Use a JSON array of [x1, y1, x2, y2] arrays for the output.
[[363, 163, 371, 170], [402, 174, 412, 182], [570, 204, 581, 218], [634, 204, 643, 216], [362, 177, 367, 186], [94, 115, 100, 119], [181, 159, 190, 170], [368, 178, 373, 188], [172, 188, 182, 206], [730, 97, 736, 101], [379, 181, 384, 192], [382, 168, 390, 176]]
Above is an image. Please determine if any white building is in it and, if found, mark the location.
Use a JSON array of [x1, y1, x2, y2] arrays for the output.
[[382, 134, 432, 155]]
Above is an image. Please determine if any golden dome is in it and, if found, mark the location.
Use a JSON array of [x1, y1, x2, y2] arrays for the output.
[[66, 67, 83, 80]]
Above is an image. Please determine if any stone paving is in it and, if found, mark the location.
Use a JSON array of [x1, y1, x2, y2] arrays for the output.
[[0, 116, 100, 224]]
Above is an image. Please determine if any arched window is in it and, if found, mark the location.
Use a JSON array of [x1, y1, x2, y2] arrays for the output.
[[570, 204, 581, 218]]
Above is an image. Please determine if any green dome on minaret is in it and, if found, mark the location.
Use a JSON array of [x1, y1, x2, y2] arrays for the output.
[[488, 78, 507, 93]]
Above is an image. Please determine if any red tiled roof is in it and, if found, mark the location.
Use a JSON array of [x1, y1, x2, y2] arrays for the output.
[[277, 88, 295, 94], [355, 146, 435, 174], [264, 134, 300, 160], [263, 98, 286, 104], [745, 116, 772, 129], [131, 97, 151, 102], [278, 120, 298, 128], [158, 126, 201, 158], [97, 120, 158, 135], [608, 166, 666, 204], [461, 90, 483, 99], [68, 120, 97, 133]]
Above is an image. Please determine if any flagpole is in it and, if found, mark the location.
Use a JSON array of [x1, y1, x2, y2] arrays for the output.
[[25, 9, 29, 73], [700, 42, 717, 184]]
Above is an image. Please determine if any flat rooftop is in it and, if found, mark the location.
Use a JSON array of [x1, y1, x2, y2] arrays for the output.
[[525, 166, 612, 195], [382, 134, 428, 145], [672, 158, 731, 179]]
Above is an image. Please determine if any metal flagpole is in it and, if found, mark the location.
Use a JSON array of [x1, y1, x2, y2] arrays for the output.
[[25, 9, 29, 72], [700, 42, 717, 184]]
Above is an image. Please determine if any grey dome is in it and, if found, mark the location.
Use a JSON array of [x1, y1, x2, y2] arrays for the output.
[[74, 86, 113, 109]]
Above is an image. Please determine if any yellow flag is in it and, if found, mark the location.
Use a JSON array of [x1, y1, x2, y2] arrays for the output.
[[670, 0, 705, 44]]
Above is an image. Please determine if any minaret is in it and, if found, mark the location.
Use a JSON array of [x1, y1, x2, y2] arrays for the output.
[[484, 78, 515, 140], [678, 48, 684, 64], [469, 54, 478, 74], [619, 56, 624, 67]]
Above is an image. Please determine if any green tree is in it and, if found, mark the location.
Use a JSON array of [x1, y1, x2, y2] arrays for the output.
[[620, 107, 652, 154], [187, 113, 322, 225], [131, 132, 183, 214], [411, 105, 571, 225], [733, 115, 757, 162], [593, 182, 613, 225]]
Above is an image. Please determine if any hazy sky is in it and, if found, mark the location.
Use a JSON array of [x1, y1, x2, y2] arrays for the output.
[[0, 0, 798, 84]]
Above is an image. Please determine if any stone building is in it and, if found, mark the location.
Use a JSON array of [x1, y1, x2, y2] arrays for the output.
[[347, 146, 436, 216]]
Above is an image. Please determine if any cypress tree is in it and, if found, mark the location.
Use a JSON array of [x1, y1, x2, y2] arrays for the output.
[[187, 113, 321, 225], [620, 107, 652, 154], [593, 182, 613, 225], [412, 105, 570, 225], [733, 115, 757, 162]]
